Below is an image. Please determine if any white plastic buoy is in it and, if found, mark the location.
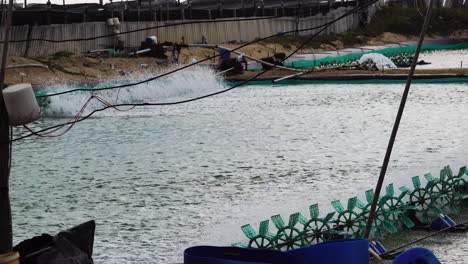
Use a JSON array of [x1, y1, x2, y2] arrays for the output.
[[112, 17, 120, 27], [106, 18, 114, 26], [2, 83, 40, 126]]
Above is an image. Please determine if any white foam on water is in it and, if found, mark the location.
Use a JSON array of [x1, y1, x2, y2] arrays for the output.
[[41, 65, 225, 118], [418, 49, 468, 69]]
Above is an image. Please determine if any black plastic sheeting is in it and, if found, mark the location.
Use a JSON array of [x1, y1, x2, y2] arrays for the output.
[[13, 220, 95, 264]]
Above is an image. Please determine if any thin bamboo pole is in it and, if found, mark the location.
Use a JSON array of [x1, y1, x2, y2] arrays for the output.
[[363, 0, 434, 239], [0, 0, 14, 253]]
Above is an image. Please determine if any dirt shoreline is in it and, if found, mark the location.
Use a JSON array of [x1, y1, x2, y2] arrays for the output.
[[5, 31, 468, 87]]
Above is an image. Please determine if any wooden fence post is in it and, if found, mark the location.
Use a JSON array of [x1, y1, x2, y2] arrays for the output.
[[23, 24, 34, 57]]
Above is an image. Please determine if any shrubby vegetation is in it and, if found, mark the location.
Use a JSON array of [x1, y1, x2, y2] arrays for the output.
[[263, 8, 468, 50], [363, 7, 468, 36]]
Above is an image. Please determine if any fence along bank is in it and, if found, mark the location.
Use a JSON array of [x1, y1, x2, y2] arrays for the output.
[[3, 6, 366, 57]]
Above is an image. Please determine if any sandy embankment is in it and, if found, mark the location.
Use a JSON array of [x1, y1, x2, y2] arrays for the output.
[[5, 31, 468, 87]]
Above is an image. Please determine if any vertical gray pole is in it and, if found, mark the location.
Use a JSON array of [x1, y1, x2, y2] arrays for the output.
[[363, 0, 434, 239], [137, 0, 140, 22], [241, 0, 245, 17], [63, 0, 67, 23], [23, 0, 26, 8], [295, 4, 299, 36], [188, 0, 192, 19], [23, 24, 33, 57], [253, 0, 256, 16], [0, 0, 13, 254], [281, 0, 284, 16], [46, 0, 51, 25], [83, 6, 88, 23], [159, 4, 162, 21], [110, 0, 114, 18], [218, 0, 222, 18], [1, 0, 4, 29], [166, 0, 169, 21], [149, 0, 153, 21]]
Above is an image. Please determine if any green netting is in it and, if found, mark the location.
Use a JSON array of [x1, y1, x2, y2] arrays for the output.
[[283, 43, 468, 69], [235, 165, 468, 250]]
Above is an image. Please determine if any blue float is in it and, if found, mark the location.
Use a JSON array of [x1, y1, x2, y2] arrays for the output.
[[184, 246, 303, 264], [430, 215, 457, 230], [393, 247, 441, 264], [287, 239, 369, 264], [184, 239, 369, 264]]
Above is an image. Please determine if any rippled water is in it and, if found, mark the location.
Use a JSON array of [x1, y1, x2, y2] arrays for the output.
[[10, 81, 468, 263], [419, 49, 468, 69]]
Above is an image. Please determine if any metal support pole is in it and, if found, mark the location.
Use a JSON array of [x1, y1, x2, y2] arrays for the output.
[[281, 0, 284, 16], [137, 0, 140, 22], [188, 0, 192, 19], [46, 0, 51, 25], [83, 6, 88, 23], [218, 0, 222, 18], [0, 0, 13, 254], [363, 0, 434, 239], [295, 5, 299, 36], [149, 0, 153, 21], [63, 0, 67, 24], [110, 0, 114, 18], [166, 0, 169, 21], [253, 0, 257, 16], [241, 0, 245, 17]]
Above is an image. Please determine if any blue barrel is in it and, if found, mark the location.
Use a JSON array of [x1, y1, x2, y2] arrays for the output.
[[375, 241, 387, 254], [184, 246, 303, 264], [392, 247, 441, 264], [443, 215, 456, 226], [219, 48, 231, 61], [370, 241, 385, 255], [431, 216, 452, 230], [286, 239, 369, 264]]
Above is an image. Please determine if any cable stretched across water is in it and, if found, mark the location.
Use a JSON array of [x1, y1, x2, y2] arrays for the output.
[[372, 218, 468, 259], [363, 0, 434, 239], [10, 0, 379, 143], [37, 1, 378, 99], [1, 15, 281, 44]]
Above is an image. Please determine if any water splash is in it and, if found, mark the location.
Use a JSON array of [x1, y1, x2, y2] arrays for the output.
[[41, 65, 225, 118]]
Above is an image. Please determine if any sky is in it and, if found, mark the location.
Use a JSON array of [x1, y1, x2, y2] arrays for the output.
[[27, 0, 106, 4], [25, 0, 105, 4]]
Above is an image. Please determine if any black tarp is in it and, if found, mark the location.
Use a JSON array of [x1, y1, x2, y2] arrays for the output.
[[14, 220, 95, 264]]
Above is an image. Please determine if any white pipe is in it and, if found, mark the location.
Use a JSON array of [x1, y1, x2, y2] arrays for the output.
[[272, 71, 306, 83], [88, 49, 112, 53], [216, 67, 234, 76], [130, 48, 151, 56], [6, 64, 48, 69]]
